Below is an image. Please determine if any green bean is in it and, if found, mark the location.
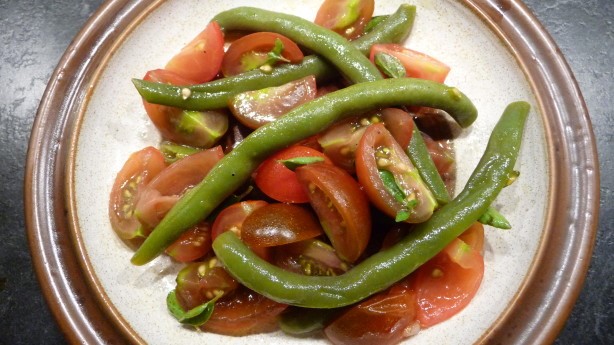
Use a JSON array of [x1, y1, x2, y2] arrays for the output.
[[212, 7, 381, 83], [131, 78, 478, 265], [132, 5, 416, 110], [407, 125, 452, 205], [210, 101, 529, 308]]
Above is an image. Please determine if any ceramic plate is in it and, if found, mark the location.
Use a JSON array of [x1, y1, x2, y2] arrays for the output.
[[26, 0, 599, 344]]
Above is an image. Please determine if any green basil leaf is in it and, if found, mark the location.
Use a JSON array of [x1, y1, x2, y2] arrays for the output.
[[378, 169, 406, 203], [278, 156, 325, 171], [166, 290, 220, 327], [374, 52, 406, 79]]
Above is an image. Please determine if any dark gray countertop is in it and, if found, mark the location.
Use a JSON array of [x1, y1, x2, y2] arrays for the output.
[[1, 0, 611, 343]]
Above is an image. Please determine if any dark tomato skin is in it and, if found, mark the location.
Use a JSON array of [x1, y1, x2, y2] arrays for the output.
[[202, 286, 288, 336], [296, 163, 371, 263], [241, 203, 323, 248], [175, 259, 239, 311], [324, 283, 419, 345], [210, 200, 270, 260]]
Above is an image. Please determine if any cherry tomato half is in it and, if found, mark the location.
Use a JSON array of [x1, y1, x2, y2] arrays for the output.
[[317, 109, 413, 173], [412, 236, 484, 328], [356, 124, 436, 223], [108, 147, 166, 240], [211, 200, 270, 260], [241, 203, 323, 248], [175, 258, 239, 311], [370, 44, 450, 83], [134, 146, 223, 228], [221, 32, 304, 77], [142, 69, 228, 148], [324, 284, 418, 345], [296, 163, 371, 262], [165, 21, 224, 83], [229, 75, 316, 129], [315, 0, 375, 40], [253, 145, 331, 203], [273, 239, 350, 276], [202, 286, 288, 336], [165, 223, 212, 262]]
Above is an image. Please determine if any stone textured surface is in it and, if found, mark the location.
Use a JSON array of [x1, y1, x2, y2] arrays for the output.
[[0, 0, 611, 344]]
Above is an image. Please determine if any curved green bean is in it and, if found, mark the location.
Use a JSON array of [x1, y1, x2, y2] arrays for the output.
[[212, 7, 381, 83], [131, 78, 478, 265], [211, 101, 529, 308], [132, 5, 417, 110]]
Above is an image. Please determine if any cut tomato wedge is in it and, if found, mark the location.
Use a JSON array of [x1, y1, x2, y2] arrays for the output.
[[108, 147, 166, 240], [325, 283, 418, 345], [315, 0, 375, 40], [241, 203, 323, 248], [221, 32, 303, 77], [165, 21, 224, 83], [229, 75, 317, 129], [296, 163, 371, 262], [412, 236, 485, 328], [142, 69, 228, 148], [165, 223, 212, 262], [370, 44, 450, 83], [134, 146, 223, 228], [202, 286, 288, 336], [356, 124, 436, 223], [253, 145, 331, 203]]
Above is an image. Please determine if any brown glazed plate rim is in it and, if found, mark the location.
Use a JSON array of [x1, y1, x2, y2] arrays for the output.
[[25, 0, 600, 344]]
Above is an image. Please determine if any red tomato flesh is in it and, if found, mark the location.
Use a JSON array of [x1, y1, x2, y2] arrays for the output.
[[355, 124, 436, 223], [315, 0, 375, 40], [165, 21, 224, 83], [370, 44, 450, 83], [108, 147, 166, 239], [412, 237, 484, 328], [165, 223, 212, 262], [134, 146, 223, 228], [221, 32, 304, 77], [142, 69, 228, 148], [253, 145, 331, 203]]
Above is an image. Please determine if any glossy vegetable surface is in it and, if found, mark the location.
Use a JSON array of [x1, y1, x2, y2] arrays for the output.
[[210, 102, 529, 308], [131, 78, 478, 265], [212, 7, 381, 84], [131, 4, 417, 110]]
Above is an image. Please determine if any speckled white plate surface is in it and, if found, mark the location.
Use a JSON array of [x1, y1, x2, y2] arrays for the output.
[[59, 0, 564, 344]]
